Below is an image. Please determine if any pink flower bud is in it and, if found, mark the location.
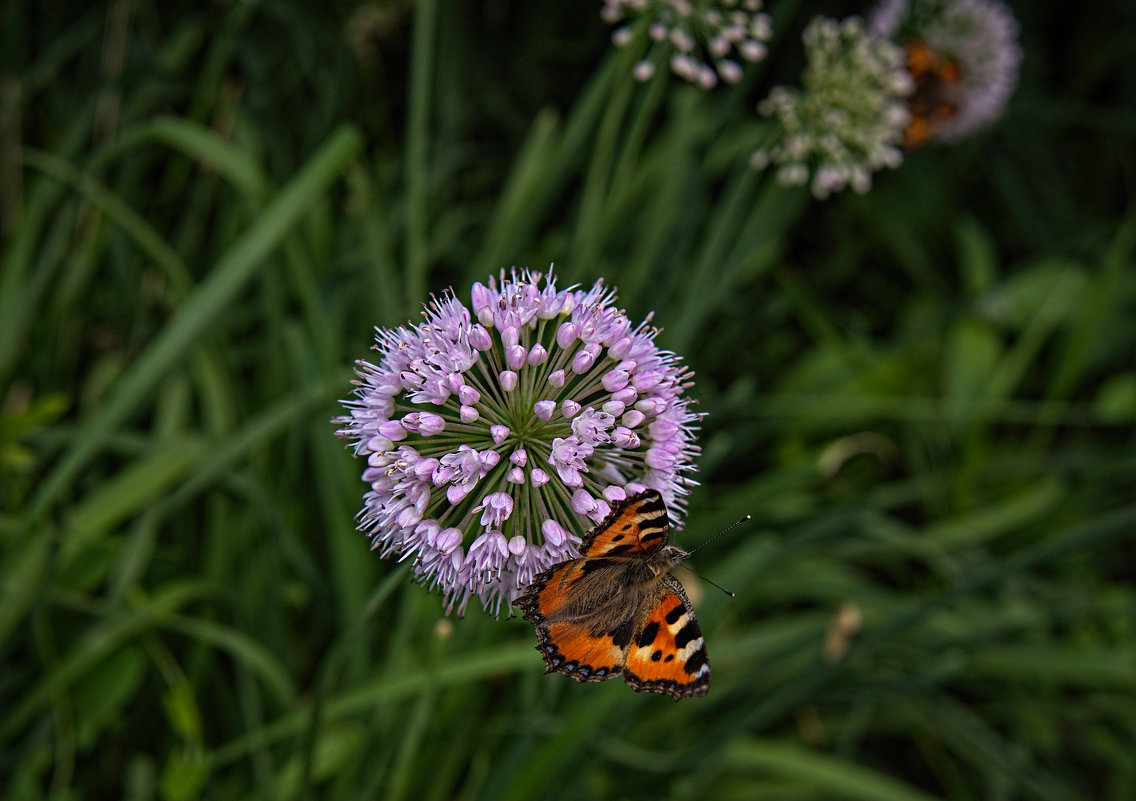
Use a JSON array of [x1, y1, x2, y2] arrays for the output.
[[613, 390, 638, 410], [469, 324, 492, 351], [557, 322, 578, 349], [612, 426, 640, 448], [621, 409, 646, 428], [602, 485, 627, 503], [571, 489, 597, 515], [602, 400, 625, 416], [397, 506, 422, 528], [635, 397, 665, 416], [471, 281, 493, 319], [572, 349, 596, 374], [418, 412, 445, 436], [528, 344, 548, 365], [458, 385, 481, 405], [589, 500, 611, 522], [602, 369, 630, 392], [633, 370, 664, 391], [534, 400, 555, 421], [542, 518, 568, 546], [378, 421, 406, 441], [506, 344, 527, 370], [499, 370, 519, 391], [366, 435, 394, 453], [609, 336, 634, 359], [436, 527, 463, 553]]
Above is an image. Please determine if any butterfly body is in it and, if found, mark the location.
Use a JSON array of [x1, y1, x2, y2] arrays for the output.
[[518, 491, 711, 700]]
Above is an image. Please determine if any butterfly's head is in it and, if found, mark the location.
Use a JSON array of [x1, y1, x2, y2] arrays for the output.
[[655, 545, 691, 573]]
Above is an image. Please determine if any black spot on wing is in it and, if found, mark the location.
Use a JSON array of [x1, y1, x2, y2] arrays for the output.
[[635, 621, 660, 648], [610, 618, 635, 649], [635, 491, 666, 517], [664, 604, 685, 625], [683, 645, 708, 676], [674, 619, 701, 649]]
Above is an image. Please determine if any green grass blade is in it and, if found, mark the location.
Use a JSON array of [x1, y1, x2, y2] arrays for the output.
[[22, 125, 362, 526]]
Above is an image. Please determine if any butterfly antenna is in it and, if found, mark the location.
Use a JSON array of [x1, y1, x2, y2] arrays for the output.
[[678, 564, 735, 597], [677, 513, 751, 598], [685, 513, 752, 558]]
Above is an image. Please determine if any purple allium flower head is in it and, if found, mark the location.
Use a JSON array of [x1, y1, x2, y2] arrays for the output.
[[869, 0, 1022, 141], [602, 0, 772, 90], [335, 269, 700, 617]]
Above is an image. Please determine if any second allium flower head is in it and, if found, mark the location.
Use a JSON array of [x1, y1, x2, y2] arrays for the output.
[[752, 0, 1021, 198], [335, 270, 700, 617], [869, 0, 1022, 142]]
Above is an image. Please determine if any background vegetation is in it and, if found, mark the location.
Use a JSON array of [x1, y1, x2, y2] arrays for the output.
[[2, 1, 1133, 799]]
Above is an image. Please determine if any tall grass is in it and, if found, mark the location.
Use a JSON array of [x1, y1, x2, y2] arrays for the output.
[[2, 2, 1133, 800]]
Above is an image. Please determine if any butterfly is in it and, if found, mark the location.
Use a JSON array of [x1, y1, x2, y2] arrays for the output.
[[902, 39, 964, 148], [517, 490, 711, 700]]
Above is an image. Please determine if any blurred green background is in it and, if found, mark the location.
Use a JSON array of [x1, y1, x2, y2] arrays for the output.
[[2, 1, 1134, 800]]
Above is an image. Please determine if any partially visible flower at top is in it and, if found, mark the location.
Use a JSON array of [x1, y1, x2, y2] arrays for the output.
[[602, 0, 772, 89], [751, 16, 913, 199], [868, 0, 1022, 144], [334, 269, 700, 617]]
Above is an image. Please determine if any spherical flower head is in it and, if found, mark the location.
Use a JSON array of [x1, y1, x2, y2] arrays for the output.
[[752, 16, 913, 199], [868, 0, 1022, 142], [602, 0, 773, 90], [334, 269, 700, 617]]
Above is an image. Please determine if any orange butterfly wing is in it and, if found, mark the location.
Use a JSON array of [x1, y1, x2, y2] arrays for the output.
[[902, 40, 963, 148], [518, 491, 712, 699], [518, 558, 629, 682], [623, 574, 710, 699], [577, 489, 671, 558]]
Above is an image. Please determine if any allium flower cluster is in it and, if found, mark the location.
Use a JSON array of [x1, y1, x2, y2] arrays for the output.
[[869, 0, 1022, 141], [751, 16, 914, 199], [602, 0, 772, 89], [335, 270, 700, 617]]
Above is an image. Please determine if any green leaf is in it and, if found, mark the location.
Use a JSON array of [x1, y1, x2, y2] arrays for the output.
[[725, 738, 947, 801], [162, 680, 203, 741], [158, 747, 208, 801], [23, 125, 363, 527], [74, 646, 146, 749]]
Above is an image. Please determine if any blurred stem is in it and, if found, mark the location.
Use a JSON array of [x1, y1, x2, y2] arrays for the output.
[[667, 167, 760, 353], [572, 38, 641, 273], [608, 60, 669, 203], [406, 0, 437, 304]]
